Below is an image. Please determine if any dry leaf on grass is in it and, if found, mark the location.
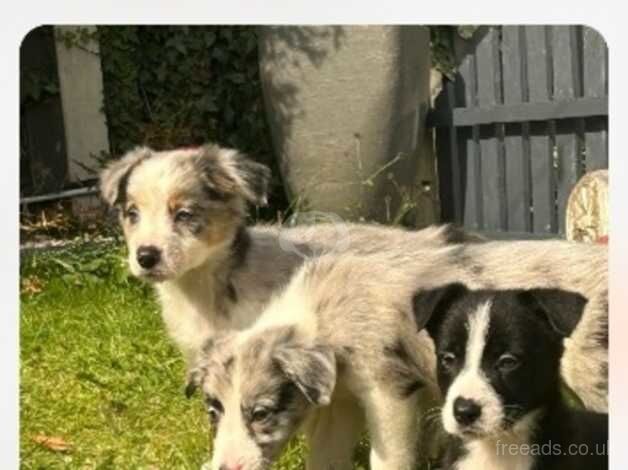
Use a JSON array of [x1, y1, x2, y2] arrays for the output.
[[21, 277, 43, 295], [32, 434, 72, 452]]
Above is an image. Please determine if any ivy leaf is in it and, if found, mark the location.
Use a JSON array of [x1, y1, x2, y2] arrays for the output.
[[198, 96, 218, 112], [175, 42, 187, 55], [43, 83, 59, 94], [224, 105, 235, 126], [212, 48, 228, 63], [205, 32, 217, 47], [156, 66, 168, 83], [227, 73, 245, 84]]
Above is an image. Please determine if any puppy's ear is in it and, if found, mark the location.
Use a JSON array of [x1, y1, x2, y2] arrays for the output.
[[522, 289, 589, 337], [184, 366, 203, 399], [273, 344, 336, 407], [99, 146, 152, 207], [412, 283, 468, 339], [183, 334, 229, 398], [196, 145, 271, 206]]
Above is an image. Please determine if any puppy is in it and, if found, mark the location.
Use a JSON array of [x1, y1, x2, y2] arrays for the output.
[[413, 284, 608, 470], [99, 144, 476, 362], [186, 253, 442, 470], [100, 144, 607, 412]]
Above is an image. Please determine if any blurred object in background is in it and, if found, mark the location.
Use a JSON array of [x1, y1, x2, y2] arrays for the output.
[[566, 169, 609, 244], [20, 26, 68, 197]]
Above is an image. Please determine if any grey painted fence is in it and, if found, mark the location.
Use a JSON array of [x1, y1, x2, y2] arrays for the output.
[[431, 25, 608, 239]]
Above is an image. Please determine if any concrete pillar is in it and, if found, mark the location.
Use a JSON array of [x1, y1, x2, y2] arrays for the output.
[[55, 25, 110, 182], [259, 26, 436, 225], [54, 26, 110, 217]]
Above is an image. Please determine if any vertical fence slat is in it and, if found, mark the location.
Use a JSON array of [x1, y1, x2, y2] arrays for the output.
[[434, 79, 462, 224], [552, 26, 582, 235], [475, 28, 503, 232], [501, 26, 531, 232], [456, 51, 483, 230], [525, 26, 556, 234], [433, 25, 607, 240], [583, 26, 609, 171]]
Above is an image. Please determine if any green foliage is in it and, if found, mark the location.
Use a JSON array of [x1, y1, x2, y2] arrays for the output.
[[19, 244, 370, 468], [94, 26, 286, 218], [56, 26, 99, 52], [21, 271, 210, 468], [21, 71, 59, 105], [20, 241, 142, 293], [20, 26, 60, 106], [430, 25, 479, 79], [97, 26, 273, 165]]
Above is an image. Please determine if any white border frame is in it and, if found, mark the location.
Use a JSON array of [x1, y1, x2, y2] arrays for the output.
[[3, 2, 625, 468]]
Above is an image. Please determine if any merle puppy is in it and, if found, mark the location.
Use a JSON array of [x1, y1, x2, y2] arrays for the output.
[[413, 284, 608, 470]]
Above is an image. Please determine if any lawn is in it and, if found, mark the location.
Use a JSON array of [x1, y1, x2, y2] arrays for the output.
[[20, 242, 315, 469]]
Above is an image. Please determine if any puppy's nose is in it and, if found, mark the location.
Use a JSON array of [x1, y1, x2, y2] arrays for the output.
[[136, 246, 161, 269], [453, 397, 482, 425]]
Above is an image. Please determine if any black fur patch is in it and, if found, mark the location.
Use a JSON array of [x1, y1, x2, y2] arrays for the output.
[[196, 146, 237, 201], [234, 157, 271, 206], [274, 381, 299, 413], [231, 226, 251, 270], [382, 338, 425, 399], [227, 282, 237, 303], [223, 355, 235, 373], [430, 288, 608, 470], [201, 336, 216, 354], [114, 157, 146, 207], [450, 245, 486, 276]]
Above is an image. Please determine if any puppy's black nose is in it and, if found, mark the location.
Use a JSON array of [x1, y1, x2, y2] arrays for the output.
[[453, 397, 482, 425], [137, 246, 161, 269]]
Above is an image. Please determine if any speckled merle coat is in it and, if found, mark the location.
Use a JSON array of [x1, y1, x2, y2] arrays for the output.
[[186, 239, 606, 470], [100, 144, 607, 415], [98, 143, 477, 363]]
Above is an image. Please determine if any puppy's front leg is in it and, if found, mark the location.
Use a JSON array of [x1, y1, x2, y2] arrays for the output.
[[363, 387, 420, 470], [304, 397, 365, 470]]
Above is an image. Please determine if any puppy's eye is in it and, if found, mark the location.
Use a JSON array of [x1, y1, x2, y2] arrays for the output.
[[126, 206, 140, 224], [440, 352, 457, 369], [206, 398, 223, 423], [497, 354, 520, 372], [174, 208, 194, 223], [251, 406, 272, 423]]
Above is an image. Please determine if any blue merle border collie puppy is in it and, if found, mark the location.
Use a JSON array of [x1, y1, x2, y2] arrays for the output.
[[413, 284, 608, 470]]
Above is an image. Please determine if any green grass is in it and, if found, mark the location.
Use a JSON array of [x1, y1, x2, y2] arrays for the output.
[[19, 244, 326, 469], [21, 243, 440, 469], [21, 274, 210, 468]]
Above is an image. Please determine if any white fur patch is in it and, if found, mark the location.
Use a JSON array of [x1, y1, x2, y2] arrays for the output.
[[454, 411, 539, 470], [443, 301, 504, 436], [211, 387, 265, 470]]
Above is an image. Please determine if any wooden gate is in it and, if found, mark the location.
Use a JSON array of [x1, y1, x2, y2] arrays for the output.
[[431, 25, 608, 239]]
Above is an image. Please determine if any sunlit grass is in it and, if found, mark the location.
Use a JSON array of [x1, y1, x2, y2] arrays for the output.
[[20, 244, 438, 469]]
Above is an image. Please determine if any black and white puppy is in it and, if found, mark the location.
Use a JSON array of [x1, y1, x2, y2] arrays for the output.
[[414, 284, 608, 470]]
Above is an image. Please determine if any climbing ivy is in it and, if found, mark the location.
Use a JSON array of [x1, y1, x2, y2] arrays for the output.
[[97, 26, 273, 163], [430, 25, 479, 79], [94, 26, 285, 217], [40, 25, 475, 218]]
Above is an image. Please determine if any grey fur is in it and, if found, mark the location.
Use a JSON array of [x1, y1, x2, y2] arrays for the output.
[[188, 253, 441, 470], [189, 240, 607, 468], [99, 143, 607, 415]]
